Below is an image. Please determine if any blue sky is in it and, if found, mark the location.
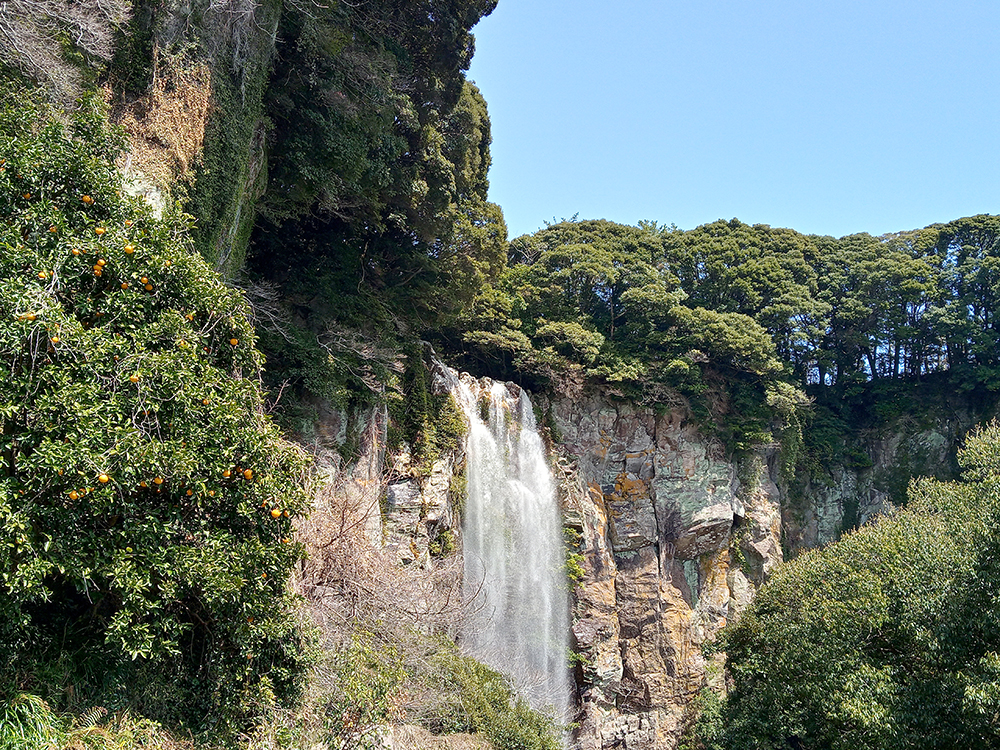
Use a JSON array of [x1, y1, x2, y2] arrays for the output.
[[467, 0, 1000, 240]]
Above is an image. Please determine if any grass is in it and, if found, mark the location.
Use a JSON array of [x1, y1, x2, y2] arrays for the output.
[[0, 694, 192, 750]]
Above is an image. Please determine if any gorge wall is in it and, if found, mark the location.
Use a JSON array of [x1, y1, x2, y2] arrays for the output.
[[548, 393, 782, 749], [556, 387, 993, 749], [302, 358, 989, 750]]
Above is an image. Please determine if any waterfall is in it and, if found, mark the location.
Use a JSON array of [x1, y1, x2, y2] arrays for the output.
[[449, 372, 569, 719]]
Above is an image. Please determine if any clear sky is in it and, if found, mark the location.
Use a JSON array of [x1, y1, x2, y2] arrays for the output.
[[467, 0, 1000, 240]]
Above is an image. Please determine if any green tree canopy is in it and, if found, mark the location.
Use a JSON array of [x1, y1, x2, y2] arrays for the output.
[[0, 91, 310, 735], [706, 421, 1000, 749]]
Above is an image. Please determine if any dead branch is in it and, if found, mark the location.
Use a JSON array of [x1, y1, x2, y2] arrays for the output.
[[0, 0, 129, 100]]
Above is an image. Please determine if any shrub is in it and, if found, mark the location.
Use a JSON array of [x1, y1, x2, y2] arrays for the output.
[[709, 422, 1000, 749], [0, 85, 311, 736], [432, 649, 562, 750], [322, 633, 406, 750]]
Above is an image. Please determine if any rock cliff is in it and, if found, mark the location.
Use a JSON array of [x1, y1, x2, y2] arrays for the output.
[[550, 388, 990, 749], [544, 393, 781, 749], [299, 360, 988, 750]]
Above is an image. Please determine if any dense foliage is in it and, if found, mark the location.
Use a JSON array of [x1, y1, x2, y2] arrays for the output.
[[227, 0, 508, 423], [695, 421, 1000, 749], [0, 88, 311, 736], [425, 215, 1000, 464], [324, 632, 561, 750], [661, 216, 1000, 391]]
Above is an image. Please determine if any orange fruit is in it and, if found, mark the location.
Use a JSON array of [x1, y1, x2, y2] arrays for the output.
[[140, 277, 148, 284], [261, 573, 267, 579], [26, 314, 36, 321], [271, 508, 281, 518], [208, 490, 215, 497], [186, 489, 193, 496], [22, 193, 30, 199], [57, 469, 63, 476], [37, 271, 46, 279], [125, 219, 132, 227], [129, 374, 139, 383], [95, 227, 106, 235], [71, 248, 80, 256], [223, 469, 231, 478], [97, 259, 106, 267], [50, 336, 60, 343], [121, 282, 129, 290], [164, 260, 171, 267], [283, 509, 290, 518], [81, 195, 92, 204], [124, 244, 134, 254], [243, 469, 253, 480], [153, 477, 163, 485], [48, 226, 57, 233], [230, 338, 239, 346], [69, 491, 79, 500], [202, 398, 210, 405], [98, 474, 110, 483], [144, 284, 153, 291], [140, 481, 148, 488]]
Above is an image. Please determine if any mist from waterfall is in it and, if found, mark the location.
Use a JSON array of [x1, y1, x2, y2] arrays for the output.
[[450, 373, 569, 720]]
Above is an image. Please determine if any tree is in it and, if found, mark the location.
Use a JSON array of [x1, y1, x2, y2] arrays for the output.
[[662, 220, 828, 379], [932, 215, 1000, 385], [708, 422, 1000, 749], [0, 89, 310, 735]]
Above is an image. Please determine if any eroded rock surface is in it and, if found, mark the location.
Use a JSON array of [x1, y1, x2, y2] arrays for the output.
[[547, 393, 783, 750]]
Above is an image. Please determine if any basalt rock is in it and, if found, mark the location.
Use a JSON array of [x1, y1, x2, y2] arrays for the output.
[[545, 392, 782, 750]]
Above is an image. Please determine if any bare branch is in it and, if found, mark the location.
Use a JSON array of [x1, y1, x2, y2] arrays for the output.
[[0, 0, 129, 100]]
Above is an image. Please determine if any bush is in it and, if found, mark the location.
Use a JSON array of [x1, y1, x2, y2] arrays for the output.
[[0, 693, 189, 750], [446, 653, 562, 750], [322, 633, 406, 750], [709, 422, 1000, 749], [0, 85, 311, 736]]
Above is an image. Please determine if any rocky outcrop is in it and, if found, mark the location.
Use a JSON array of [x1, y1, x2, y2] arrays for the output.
[[548, 387, 996, 750], [544, 392, 784, 749], [783, 413, 977, 551]]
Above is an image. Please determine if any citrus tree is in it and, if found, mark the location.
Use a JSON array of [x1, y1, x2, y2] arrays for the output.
[[0, 89, 311, 734]]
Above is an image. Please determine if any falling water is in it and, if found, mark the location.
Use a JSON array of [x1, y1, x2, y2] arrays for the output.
[[449, 372, 569, 719]]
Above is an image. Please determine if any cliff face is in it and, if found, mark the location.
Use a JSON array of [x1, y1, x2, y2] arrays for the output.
[[549, 387, 992, 750], [545, 393, 782, 749], [784, 413, 976, 550], [299, 368, 989, 750], [305, 373, 784, 748]]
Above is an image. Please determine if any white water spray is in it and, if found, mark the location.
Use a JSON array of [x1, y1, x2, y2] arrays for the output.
[[449, 372, 569, 719]]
